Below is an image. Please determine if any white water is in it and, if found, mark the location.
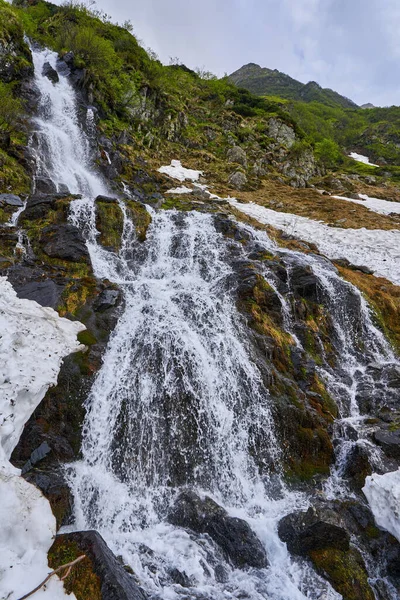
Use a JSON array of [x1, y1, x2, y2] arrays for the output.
[[28, 45, 400, 600]]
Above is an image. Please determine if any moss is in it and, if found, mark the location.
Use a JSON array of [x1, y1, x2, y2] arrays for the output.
[[337, 264, 400, 354], [126, 199, 152, 242], [0, 148, 30, 195], [309, 548, 375, 600], [286, 425, 333, 481], [95, 199, 124, 252], [77, 329, 97, 346], [48, 538, 102, 600]]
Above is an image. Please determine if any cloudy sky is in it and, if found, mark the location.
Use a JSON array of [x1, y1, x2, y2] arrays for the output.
[[78, 0, 400, 106]]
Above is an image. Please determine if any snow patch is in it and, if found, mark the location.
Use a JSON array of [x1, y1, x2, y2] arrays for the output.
[[363, 470, 400, 542], [166, 185, 194, 194], [158, 160, 203, 182], [229, 200, 400, 285], [349, 152, 379, 167], [333, 194, 400, 216], [0, 277, 84, 600]]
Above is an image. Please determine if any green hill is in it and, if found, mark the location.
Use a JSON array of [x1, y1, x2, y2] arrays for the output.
[[229, 63, 358, 109]]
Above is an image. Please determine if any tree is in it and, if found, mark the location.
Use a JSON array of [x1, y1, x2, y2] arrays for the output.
[[314, 138, 342, 168]]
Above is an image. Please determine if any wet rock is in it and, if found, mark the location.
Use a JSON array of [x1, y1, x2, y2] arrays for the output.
[[94, 289, 121, 312], [41, 224, 90, 262], [19, 78, 41, 112], [290, 265, 320, 302], [342, 443, 373, 490], [168, 568, 191, 587], [373, 429, 400, 461], [63, 51, 75, 67], [35, 176, 57, 194], [49, 531, 148, 600], [168, 491, 268, 569], [0, 193, 23, 207], [58, 183, 70, 195], [278, 506, 350, 555], [227, 145, 247, 168], [12, 279, 65, 308], [42, 61, 59, 83], [24, 470, 72, 528], [228, 171, 247, 190], [21, 441, 51, 474]]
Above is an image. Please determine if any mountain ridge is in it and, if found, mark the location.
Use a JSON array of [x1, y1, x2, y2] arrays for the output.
[[229, 62, 358, 109]]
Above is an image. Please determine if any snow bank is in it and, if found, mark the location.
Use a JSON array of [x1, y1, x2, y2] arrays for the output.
[[0, 277, 84, 600], [363, 470, 400, 542], [349, 152, 379, 167], [158, 159, 203, 182], [333, 193, 400, 216], [166, 185, 194, 194], [229, 200, 400, 285]]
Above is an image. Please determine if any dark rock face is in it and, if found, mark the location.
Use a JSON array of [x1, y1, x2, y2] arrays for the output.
[[13, 279, 65, 308], [289, 265, 321, 303], [25, 470, 72, 528], [50, 531, 148, 600], [35, 176, 58, 194], [278, 506, 350, 555], [42, 61, 59, 84], [41, 224, 90, 262], [94, 288, 121, 312], [373, 429, 400, 461], [168, 491, 268, 569]]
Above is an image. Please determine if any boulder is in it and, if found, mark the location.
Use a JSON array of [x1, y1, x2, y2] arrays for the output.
[[290, 265, 320, 302], [49, 531, 148, 600], [12, 279, 65, 308], [168, 491, 268, 569], [0, 193, 23, 207], [42, 61, 59, 84], [41, 224, 90, 262], [228, 171, 247, 190], [227, 146, 247, 168], [94, 289, 121, 312], [278, 506, 350, 556], [35, 176, 57, 194], [373, 429, 400, 461], [268, 118, 296, 148]]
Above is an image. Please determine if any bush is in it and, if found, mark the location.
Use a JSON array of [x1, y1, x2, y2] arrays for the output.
[[315, 138, 342, 168]]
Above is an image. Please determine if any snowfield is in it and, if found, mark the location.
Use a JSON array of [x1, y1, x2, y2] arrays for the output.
[[229, 200, 400, 285], [363, 470, 400, 542], [158, 159, 203, 182], [0, 277, 84, 600], [349, 152, 379, 167], [333, 193, 400, 216]]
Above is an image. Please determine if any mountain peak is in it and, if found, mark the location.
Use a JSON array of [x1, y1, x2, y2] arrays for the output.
[[229, 63, 357, 109]]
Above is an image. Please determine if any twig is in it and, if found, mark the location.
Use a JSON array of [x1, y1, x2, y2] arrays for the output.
[[17, 555, 86, 600]]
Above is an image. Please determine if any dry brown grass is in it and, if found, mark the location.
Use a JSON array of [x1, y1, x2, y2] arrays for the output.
[[224, 179, 400, 230]]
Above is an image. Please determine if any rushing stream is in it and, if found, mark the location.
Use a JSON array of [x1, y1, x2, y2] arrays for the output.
[[28, 47, 400, 600]]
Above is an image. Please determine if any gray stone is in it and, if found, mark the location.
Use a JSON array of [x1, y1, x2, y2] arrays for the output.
[[227, 145, 247, 168], [12, 279, 65, 309], [278, 507, 350, 556], [95, 195, 119, 204], [42, 61, 59, 84], [41, 224, 90, 262], [35, 177, 57, 194], [374, 429, 400, 460], [168, 491, 268, 569], [228, 171, 247, 190], [268, 118, 296, 148], [0, 194, 23, 207], [94, 289, 120, 312]]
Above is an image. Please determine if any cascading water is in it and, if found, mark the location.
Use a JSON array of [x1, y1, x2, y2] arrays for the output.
[[28, 45, 400, 600]]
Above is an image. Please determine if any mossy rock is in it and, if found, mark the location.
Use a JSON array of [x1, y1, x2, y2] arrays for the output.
[[126, 199, 151, 242], [309, 547, 375, 600], [95, 199, 124, 252], [48, 538, 102, 600]]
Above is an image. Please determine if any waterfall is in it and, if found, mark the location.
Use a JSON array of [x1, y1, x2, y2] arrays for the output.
[[28, 45, 400, 600]]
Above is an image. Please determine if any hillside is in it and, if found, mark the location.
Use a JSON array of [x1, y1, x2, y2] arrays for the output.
[[229, 62, 357, 109]]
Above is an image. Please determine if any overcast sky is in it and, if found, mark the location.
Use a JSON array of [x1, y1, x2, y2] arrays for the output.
[[77, 0, 400, 106]]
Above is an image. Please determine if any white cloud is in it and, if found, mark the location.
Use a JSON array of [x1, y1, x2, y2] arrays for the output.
[[52, 0, 400, 106]]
